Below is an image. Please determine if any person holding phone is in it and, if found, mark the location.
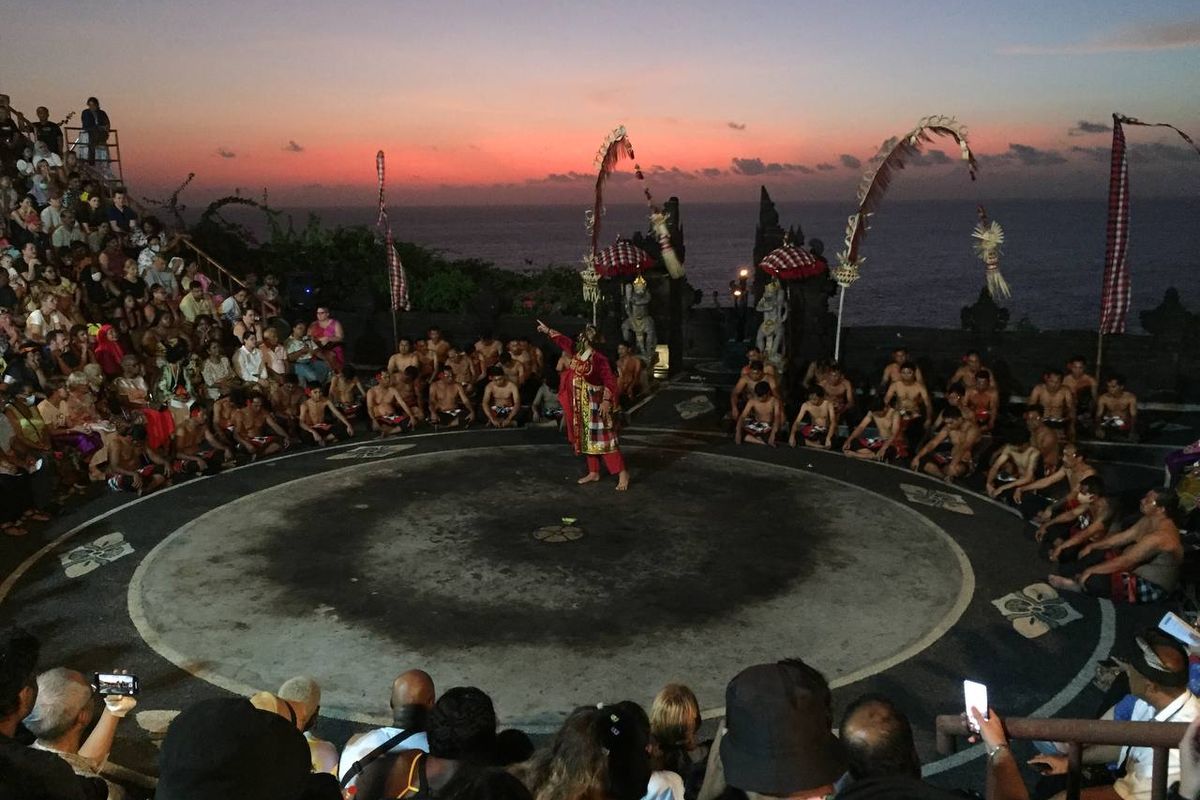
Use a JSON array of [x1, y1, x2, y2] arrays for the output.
[[536, 320, 629, 492]]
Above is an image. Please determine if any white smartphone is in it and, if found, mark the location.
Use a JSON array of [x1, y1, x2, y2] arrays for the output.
[[1159, 612, 1200, 648], [964, 680, 988, 732]]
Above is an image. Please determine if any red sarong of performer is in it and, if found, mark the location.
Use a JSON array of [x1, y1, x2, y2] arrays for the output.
[[551, 333, 624, 473]]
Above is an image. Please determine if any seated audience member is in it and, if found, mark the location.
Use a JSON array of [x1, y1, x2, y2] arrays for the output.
[[880, 346, 924, 390], [330, 366, 367, 419], [698, 660, 845, 800], [910, 407, 981, 482], [844, 396, 906, 461], [234, 333, 268, 384], [817, 362, 854, 418], [158, 696, 340, 800], [200, 340, 236, 400], [1042, 475, 1114, 563], [839, 694, 1026, 800], [730, 361, 778, 420], [260, 328, 288, 382], [106, 424, 170, 495], [339, 670, 435, 793], [218, 286, 250, 324], [276, 676, 339, 776], [1095, 374, 1138, 440], [112, 355, 149, 410], [617, 341, 645, 402], [355, 687, 498, 800], [285, 321, 330, 388], [517, 706, 610, 800], [25, 667, 137, 799], [299, 384, 354, 446], [1029, 368, 1075, 438], [177, 282, 215, 325], [429, 368, 475, 428], [964, 369, 999, 432], [947, 350, 985, 390], [233, 394, 291, 458], [1064, 355, 1098, 419], [735, 381, 783, 446], [0, 628, 109, 798], [1014, 443, 1096, 520], [232, 308, 265, 344], [26, 294, 68, 343], [650, 683, 709, 800], [530, 372, 563, 425], [1029, 630, 1199, 800], [308, 306, 345, 372], [1051, 489, 1183, 604], [482, 365, 521, 428], [982, 427, 1041, 502], [789, 385, 836, 449], [883, 362, 932, 451], [366, 372, 412, 436]]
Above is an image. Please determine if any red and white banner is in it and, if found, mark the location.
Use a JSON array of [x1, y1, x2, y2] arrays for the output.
[[376, 150, 409, 312]]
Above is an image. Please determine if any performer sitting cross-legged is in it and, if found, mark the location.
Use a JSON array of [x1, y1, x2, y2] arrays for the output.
[[481, 365, 521, 428], [536, 320, 629, 491]]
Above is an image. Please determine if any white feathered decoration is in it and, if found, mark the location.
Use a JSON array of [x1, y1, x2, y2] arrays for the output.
[[972, 206, 1010, 300]]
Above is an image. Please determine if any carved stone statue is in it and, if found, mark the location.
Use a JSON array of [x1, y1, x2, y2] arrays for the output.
[[756, 279, 788, 370], [622, 276, 657, 360]]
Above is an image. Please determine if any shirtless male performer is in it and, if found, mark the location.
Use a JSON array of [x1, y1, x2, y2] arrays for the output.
[[742, 347, 779, 381], [1029, 368, 1075, 439], [299, 384, 355, 446], [964, 369, 1000, 432], [173, 405, 235, 473], [788, 385, 837, 449], [910, 407, 981, 482], [387, 338, 420, 376], [735, 381, 782, 446], [818, 362, 854, 418], [884, 362, 932, 452], [880, 347, 924, 390], [985, 428, 1041, 500], [1013, 442, 1095, 521], [844, 396, 905, 461], [1040, 475, 1114, 562], [730, 361, 778, 420], [105, 424, 170, 495], [330, 366, 367, 420], [1094, 374, 1138, 440], [445, 345, 476, 399], [367, 372, 414, 437], [233, 394, 291, 458], [1064, 356, 1098, 419], [429, 368, 475, 428], [481, 365, 520, 428], [393, 366, 426, 425], [474, 332, 502, 375], [932, 383, 969, 436], [1024, 404, 1061, 475], [947, 350, 985, 390], [616, 342, 644, 402]]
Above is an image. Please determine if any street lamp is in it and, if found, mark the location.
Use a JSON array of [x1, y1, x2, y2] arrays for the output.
[[731, 266, 751, 341]]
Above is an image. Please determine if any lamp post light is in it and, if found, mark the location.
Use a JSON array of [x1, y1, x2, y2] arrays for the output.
[[731, 266, 751, 341]]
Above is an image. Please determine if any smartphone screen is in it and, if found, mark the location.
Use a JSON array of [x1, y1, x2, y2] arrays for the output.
[[93, 673, 139, 696], [963, 680, 988, 732]]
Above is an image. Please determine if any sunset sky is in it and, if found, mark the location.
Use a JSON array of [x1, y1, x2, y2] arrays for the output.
[[5, 0, 1198, 206]]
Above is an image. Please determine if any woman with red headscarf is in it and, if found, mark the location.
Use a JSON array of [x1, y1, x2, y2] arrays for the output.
[[93, 324, 125, 377]]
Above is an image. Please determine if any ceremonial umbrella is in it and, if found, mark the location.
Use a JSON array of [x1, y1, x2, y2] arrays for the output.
[[757, 245, 827, 281], [593, 239, 656, 278]]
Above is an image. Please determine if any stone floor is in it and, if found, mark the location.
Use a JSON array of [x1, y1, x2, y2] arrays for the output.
[[0, 381, 1182, 793]]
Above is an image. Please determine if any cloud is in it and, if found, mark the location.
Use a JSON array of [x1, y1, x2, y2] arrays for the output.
[[999, 20, 1200, 55], [815, 163, 835, 171], [731, 157, 768, 176], [839, 154, 862, 169], [283, 140, 305, 153], [910, 149, 953, 167], [699, 167, 724, 178], [527, 170, 637, 186], [1068, 120, 1111, 137], [1070, 145, 1110, 161], [980, 143, 1068, 167], [727, 121, 747, 131], [215, 147, 236, 159], [1130, 141, 1200, 163], [730, 157, 814, 176]]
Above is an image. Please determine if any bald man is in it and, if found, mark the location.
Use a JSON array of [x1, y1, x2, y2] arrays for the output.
[[338, 669, 435, 791]]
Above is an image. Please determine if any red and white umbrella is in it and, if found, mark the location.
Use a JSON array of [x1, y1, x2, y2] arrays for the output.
[[594, 239, 656, 277], [757, 245, 827, 281]]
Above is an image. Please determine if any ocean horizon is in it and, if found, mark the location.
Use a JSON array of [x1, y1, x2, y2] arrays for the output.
[[219, 197, 1200, 332]]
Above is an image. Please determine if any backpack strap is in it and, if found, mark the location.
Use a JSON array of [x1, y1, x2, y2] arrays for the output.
[[339, 728, 421, 789]]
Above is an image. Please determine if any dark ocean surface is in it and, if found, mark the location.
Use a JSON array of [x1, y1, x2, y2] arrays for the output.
[[248, 198, 1198, 331]]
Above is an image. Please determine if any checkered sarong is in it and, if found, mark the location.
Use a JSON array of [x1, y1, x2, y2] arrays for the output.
[[1111, 572, 1168, 605]]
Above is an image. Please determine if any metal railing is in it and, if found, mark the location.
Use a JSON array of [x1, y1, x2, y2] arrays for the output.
[[64, 125, 124, 187], [936, 714, 1189, 800]]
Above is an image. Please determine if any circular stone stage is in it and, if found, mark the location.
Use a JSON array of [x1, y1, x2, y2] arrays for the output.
[[0, 424, 1157, 779], [129, 445, 971, 729]]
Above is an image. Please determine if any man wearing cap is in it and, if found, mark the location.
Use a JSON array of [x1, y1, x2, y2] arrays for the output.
[[1030, 630, 1199, 800], [699, 659, 845, 800]]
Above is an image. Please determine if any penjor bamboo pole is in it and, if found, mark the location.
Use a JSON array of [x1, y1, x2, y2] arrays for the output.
[[834, 285, 847, 361]]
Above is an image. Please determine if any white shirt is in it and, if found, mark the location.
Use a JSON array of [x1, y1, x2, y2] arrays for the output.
[[234, 346, 266, 382], [40, 205, 63, 231], [1113, 691, 1200, 800], [642, 770, 685, 800], [219, 295, 243, 323], [337, 727, 429, 791]]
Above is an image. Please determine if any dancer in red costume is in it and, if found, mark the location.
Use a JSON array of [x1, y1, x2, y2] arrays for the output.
[[536, 320, 629, 491]]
